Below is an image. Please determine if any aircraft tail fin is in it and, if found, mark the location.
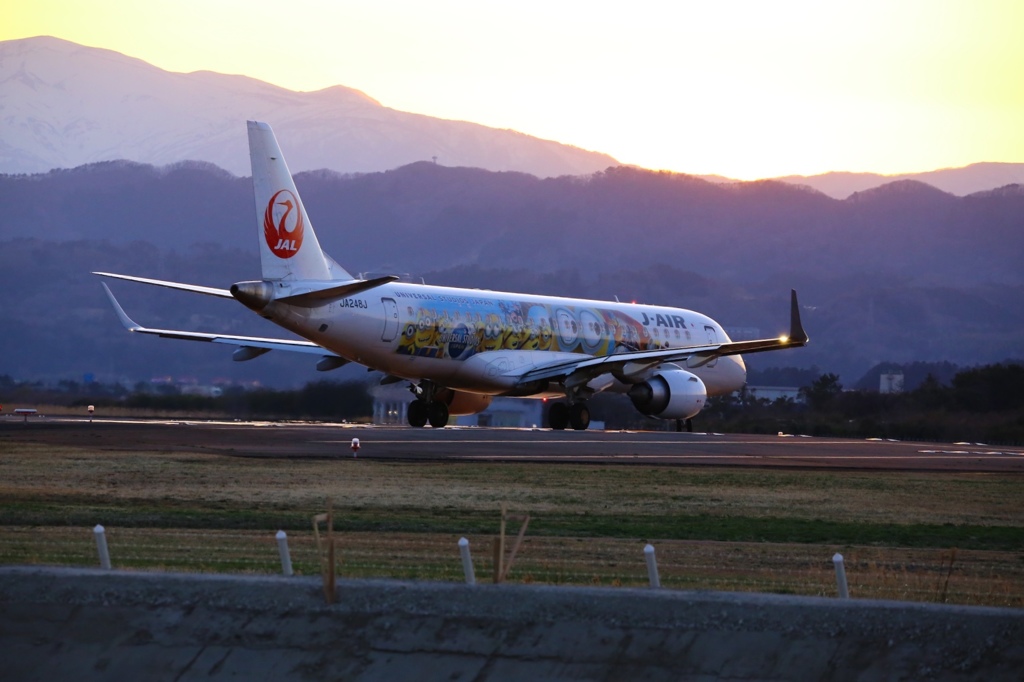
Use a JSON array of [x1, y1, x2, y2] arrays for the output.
[[247, 121, 350, 282]]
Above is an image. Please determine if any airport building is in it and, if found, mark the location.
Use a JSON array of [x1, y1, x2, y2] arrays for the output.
[[369, 383, 544, 427], [745, 386, 803, 403]]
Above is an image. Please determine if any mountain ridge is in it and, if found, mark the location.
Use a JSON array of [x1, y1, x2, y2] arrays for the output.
[[0, 36, 617, 177], [1, 159, 1021, 385], [3, 159, 1020, 287]]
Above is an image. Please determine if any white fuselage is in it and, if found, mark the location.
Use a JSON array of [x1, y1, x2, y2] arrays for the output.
[[257, 280, 747, 398]]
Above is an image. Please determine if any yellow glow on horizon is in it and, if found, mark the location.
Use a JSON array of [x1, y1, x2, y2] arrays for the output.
[[5, 0, 1023, 179]]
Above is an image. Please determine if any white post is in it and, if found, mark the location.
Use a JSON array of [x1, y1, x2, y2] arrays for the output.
[[458, 537, 476, 585], [276, 530, 293, 576], [833, 552, 849, 599], [351, 438, 360, 458], [93, 524, 111, 570], [644, 543, 660, 588]]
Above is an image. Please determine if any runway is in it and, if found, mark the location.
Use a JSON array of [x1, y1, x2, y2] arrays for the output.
[[4, 416, 1023, 472]]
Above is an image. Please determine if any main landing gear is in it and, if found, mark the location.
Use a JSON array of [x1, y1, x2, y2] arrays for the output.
[[407, 399, 449, 429], [548, 402, 590, 431], [675, 418, 694, 433], [406, 380, 449, 428]]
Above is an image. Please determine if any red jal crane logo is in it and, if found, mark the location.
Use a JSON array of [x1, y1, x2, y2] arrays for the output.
[[263, 189, 304, 258]]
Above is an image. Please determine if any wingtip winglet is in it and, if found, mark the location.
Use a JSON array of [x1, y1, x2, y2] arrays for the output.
[[101, 282, 142, 332], [790, 289, 809, 345]]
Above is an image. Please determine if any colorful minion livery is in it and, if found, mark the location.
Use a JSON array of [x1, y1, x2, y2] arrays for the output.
[[96, 121, 808, 430]]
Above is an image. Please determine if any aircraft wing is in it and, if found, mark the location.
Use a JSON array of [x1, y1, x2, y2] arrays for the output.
[[100, 283, 335, 356], [513, 290, 808, 386]]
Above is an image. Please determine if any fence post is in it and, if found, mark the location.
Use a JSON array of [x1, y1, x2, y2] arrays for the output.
[[93, 524, 111, 570], [276, 530, 294, 576], [833, 552, 849, 599], [458, 537, 476, 585], [644, 544, 660, 588]]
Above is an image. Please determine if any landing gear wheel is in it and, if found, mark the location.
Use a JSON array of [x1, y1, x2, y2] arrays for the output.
[[548, 402, 568, 430], [408, 400, 428, 428], [569, 403, 590, 431], [427, 401, 449, 428]]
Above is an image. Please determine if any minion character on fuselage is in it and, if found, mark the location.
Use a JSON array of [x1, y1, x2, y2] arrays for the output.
[[609, 317, 627, 353], [521, 316, 541, 351], [396, 305, 418, 355], [436, 311, 454, 358], [397, 320, 417, 355], [477, 313, 504, 352], [523, 305, 552, 352], [413, 308, 440, 357], [537, 316, 554, 351], [516, 315, 534, 350], [588, 315, 614, 356], [503, 311, 525, 350]]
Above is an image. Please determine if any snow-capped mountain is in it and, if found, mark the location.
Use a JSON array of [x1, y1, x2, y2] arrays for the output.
[[0, 36, 618, 177]]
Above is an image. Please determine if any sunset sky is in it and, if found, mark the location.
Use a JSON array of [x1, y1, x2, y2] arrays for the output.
[[5, 0, 1022, 179]]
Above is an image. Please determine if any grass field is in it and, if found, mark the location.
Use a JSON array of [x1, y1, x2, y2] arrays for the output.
[[1, 441, 1022, 607]]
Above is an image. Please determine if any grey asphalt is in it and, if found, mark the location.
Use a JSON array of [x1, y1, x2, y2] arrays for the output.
[[5, 417, 1024, 472]]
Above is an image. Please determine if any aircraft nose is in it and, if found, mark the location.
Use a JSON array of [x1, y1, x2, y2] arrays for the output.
[[732, 355, 748, 386]]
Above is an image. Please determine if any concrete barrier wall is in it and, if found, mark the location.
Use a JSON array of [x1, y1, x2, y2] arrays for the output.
[[1, 566, 1022, 681]]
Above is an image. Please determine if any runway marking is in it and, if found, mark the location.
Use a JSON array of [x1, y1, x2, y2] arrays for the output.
[[312, 439, 874, 446], [450, 454, 1024, 461], [919, 449, 1024, 457], [34, 419, 1024, 458], [313, 440, 1023, 457]]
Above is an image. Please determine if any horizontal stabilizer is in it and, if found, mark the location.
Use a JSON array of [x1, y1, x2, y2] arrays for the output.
[[93, 272, 233, 298], [100, 283, 336, 356]]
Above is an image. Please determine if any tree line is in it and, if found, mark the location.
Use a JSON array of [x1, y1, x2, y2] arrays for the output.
[[3, 362, 1022, 443], [0, 377, 372, 422], [699, 363, 1024, 444]]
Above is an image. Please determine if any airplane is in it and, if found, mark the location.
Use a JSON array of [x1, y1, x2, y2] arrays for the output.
[[96, 121, 808, 430]]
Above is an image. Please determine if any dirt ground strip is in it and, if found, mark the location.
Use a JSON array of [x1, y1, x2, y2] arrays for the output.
[[2, 528, 1021, 608]]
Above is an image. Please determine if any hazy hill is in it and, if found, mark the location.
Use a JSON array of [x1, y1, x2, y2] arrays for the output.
[[1, 162, 1022, 385], [773, 163, 1024, 199], [0, 36, 616, 177]]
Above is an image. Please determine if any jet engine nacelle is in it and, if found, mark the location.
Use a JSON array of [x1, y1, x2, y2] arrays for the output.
[[440, 389, 493, 416], [628, 369, 707, 420]]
